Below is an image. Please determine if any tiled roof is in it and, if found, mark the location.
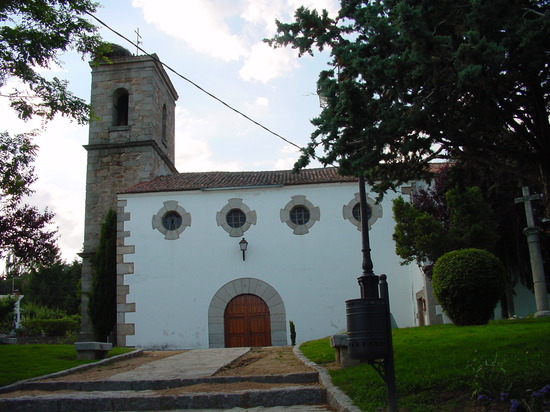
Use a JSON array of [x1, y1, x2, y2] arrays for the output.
[[121, 167, 358, 194]]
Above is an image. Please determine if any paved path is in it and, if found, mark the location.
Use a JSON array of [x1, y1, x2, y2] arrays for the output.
[[107, 347, 250, 381], [0, 347, 359, 411]]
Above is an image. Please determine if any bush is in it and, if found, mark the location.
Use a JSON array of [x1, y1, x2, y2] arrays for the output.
[[21, 302, 66, 320], [0, 295, 16, 333], [18, 316, 79, 337], [432, 248, 506, 326], [17, 303, 80, 337]]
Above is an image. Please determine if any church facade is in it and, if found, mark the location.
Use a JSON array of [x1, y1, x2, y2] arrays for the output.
[[115, 169, 425, 348], [81, 54, 545, 349]]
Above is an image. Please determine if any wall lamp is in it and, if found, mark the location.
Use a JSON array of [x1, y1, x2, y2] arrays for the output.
[[239, 238, 248, 261]]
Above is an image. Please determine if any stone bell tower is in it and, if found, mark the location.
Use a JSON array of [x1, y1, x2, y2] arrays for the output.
[[80, 53, 178, 341]]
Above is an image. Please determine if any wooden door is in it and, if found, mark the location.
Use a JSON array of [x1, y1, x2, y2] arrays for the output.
[[224, 294, 272, 348]]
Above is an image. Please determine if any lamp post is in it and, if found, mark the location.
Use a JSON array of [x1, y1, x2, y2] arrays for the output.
[[317, 89, 397, 410], [353, 177, 398, 412]]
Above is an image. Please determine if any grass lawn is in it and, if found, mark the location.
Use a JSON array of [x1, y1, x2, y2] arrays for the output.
[[0, 345, 134, 387], [300, 317, 550, 411]]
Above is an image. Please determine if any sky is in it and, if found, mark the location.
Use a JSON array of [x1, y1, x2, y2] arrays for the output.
[[2, 0, 340, 263]]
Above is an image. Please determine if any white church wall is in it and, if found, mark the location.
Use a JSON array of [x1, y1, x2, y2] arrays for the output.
[[495, 282, 550, 319], [120, 182, 421, 349]]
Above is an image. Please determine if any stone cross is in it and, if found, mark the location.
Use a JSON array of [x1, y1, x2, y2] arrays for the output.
[[514, 186, 550, 317]]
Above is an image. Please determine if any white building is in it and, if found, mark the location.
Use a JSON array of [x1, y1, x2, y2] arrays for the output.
[[116, 169, 423, 349], [80, 53, 546, 349]]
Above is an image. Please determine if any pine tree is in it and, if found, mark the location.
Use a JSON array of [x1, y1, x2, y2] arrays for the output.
[[88, 209, 117, 343]]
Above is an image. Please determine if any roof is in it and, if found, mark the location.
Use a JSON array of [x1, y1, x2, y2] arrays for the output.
[[121, 167, 358, 194]]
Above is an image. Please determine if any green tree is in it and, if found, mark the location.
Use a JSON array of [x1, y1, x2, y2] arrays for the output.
[[1, 0, 109, 123], [393, 184, 499, 276], [268, 0, 550, 217], [0, 131, 59, 267], [1, 2, 109, 267], [88, 209, 116, 343], [0, 295, 16, 333], [24, 260, 81, 315]]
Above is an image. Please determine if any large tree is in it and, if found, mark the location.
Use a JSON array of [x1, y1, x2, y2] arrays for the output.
[[1, 0, 108, 123], [1, 1, 108, 266], [268, 0, 550, 216], [0, 131, 59, 267]]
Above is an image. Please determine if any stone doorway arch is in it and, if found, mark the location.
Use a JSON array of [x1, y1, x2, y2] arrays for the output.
[[208, 278, 287, 348]]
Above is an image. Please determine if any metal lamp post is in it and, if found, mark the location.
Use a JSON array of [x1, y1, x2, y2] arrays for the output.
[[316, 89, 398, 410], [346, 177, 398, 412]]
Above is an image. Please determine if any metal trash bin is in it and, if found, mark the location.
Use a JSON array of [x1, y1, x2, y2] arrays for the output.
[[346, 297, 388, 360]]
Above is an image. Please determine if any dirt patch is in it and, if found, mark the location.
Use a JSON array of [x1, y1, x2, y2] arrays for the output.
[[37, 350, 185, 382], [215, 346, 314, 376]]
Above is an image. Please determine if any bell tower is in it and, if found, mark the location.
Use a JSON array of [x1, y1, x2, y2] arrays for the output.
[[80, 53, 178, 341]]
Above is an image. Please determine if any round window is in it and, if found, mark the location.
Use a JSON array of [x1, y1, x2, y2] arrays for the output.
[[162, 211, 183, 231], [289, 206, 310, 225], [352, 203, 372, 222], [226, 209, 247, 228]]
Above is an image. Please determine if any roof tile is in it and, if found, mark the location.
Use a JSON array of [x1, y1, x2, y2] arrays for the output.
[[121, 167, 357, 194]]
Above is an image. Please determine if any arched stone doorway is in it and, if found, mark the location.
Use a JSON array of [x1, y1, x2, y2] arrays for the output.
[[208, 278, 287, 348], [224, 294, 272, 347]]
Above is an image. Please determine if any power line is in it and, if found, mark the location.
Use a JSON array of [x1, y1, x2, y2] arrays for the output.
[[84, 11, 302, 151]]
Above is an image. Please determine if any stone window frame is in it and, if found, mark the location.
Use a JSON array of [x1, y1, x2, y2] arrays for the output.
[[216, 198, 257, 237], [343, 192, 383, 231], [152, 200, 191, 240], [280, 195, 320, 235]]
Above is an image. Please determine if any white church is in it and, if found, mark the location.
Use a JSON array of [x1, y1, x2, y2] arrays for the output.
[[79, 53, 544, 349]]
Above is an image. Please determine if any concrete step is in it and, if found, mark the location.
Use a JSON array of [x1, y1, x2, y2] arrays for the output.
[[7, 372, 319, 393], [0, 385, 327, 411]]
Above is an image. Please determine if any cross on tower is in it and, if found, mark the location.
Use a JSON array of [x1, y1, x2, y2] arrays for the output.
[[514, 186, 549, 317], [134, 28, 143, 55]]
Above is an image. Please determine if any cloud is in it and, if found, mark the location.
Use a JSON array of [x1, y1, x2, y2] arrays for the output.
[[240, 0, 288, 34], [255, 97, 269, 107], [133, 0, 248, 62], [132, 0, 339, 83], [174, 107, 242, 172], [239, 42, 299, 83]]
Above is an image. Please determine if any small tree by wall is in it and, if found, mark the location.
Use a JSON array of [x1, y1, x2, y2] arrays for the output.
[[432, 249, 506, 326], [88, 209, 117, 342], [393, 182, 499, 278]]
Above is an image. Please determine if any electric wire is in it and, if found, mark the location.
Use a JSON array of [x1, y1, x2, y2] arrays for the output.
[[84, 11, 302, 151]]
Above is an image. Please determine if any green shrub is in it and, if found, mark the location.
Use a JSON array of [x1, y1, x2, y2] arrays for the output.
[[0, 295, 16, 333], [19, 316, 79, 337], [432, 248, 506, 326], [289, 320, 296, 346], [21, 302, 67, 320]]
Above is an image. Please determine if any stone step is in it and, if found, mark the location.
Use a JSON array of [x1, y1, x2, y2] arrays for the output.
[[0, 385, 327, 412], [7, 372, 319, 393]]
